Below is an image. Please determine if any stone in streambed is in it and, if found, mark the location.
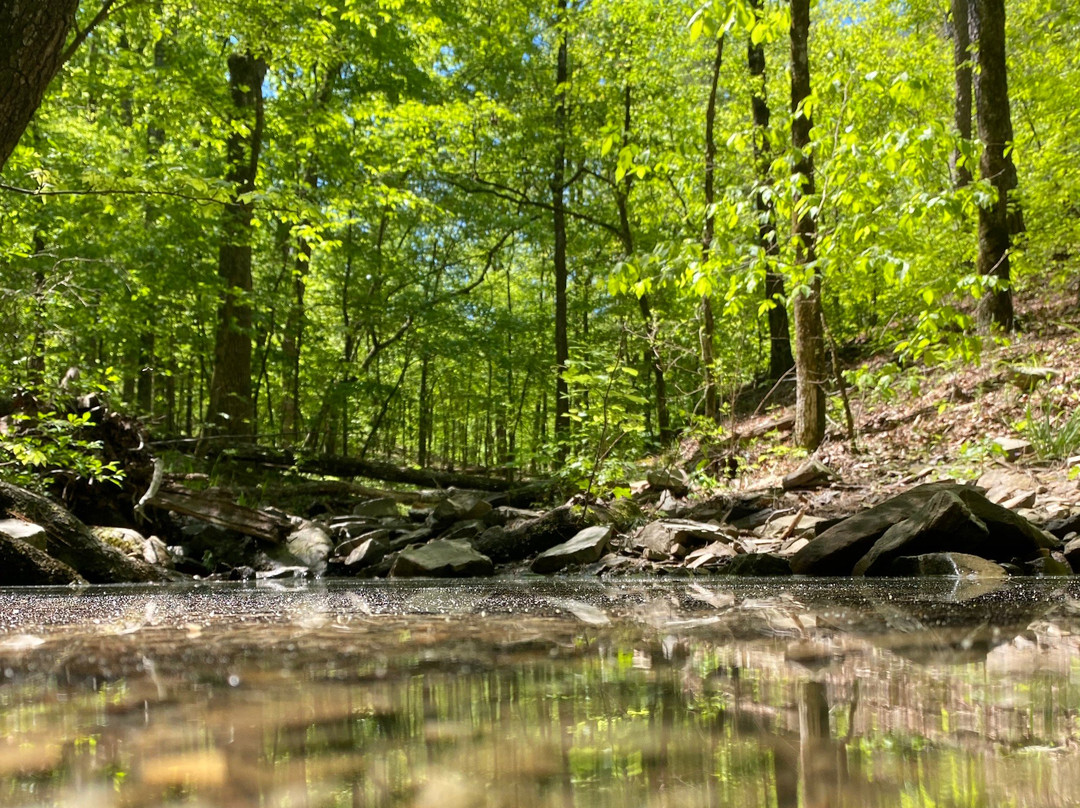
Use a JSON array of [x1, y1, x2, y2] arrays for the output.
[[428, 492, 492, 528], [632, 519, 732, 560], [721, 553, 792, 576], [343, 535, 389, 569], [531, 526, 613, 574], [352, 497, 401, 518], [888, 552, 1008, 578], [390, 539, 494, 577], [285, 523, 333, 570], [853, 491, 989, 576]]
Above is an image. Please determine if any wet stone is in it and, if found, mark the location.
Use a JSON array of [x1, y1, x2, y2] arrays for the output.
[[1026, 555, 1073, 577], [889, 552, 1008, 578], [343, 536, 389, 570], [92, 526, 146, 556], [531, 526, 614, 574], [429, 493, 492, 527], [721, 553, 792, 576], [390, 539, 494, 578], [285, 523, 333, 570], [632, 520, 731, 560]]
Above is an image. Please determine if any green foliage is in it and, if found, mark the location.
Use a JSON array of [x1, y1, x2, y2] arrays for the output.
[[1015, 400, 1080, 462], [0, 411, 125, 492]]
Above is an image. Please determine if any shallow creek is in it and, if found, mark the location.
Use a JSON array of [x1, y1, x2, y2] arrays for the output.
[[0, 577, 1078, 807]]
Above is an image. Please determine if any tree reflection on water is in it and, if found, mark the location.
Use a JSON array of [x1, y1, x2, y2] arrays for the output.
[[0, 578, 1077, 807]]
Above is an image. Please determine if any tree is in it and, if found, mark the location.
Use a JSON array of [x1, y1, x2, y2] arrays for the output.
[[0, 1, 81, 171], [971, 0, 1018, 331], [205, 52, 266, 439], [949, 0, 974, 189], [552, 0, 572, 454], [790, 0, 825, 450], [748, 0, 794, 381]]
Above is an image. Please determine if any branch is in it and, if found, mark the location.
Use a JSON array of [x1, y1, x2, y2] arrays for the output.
[[0, 182, 302, 215], [61, 0, 144, 66]]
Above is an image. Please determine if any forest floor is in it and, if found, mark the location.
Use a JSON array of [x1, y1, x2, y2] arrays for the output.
[[687, 291, 1080, 524]]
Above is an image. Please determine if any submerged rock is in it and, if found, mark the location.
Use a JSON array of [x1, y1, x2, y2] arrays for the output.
[[722, 552, 792, 576], [390, 539, 494, 577], [531, 526, 613, 574]]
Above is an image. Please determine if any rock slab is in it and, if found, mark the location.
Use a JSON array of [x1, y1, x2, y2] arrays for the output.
[[531, 526, 613, 574], [391, 539, 494, 577]]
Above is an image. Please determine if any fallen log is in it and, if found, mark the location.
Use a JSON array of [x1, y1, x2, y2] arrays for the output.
[[207, 447, 554, 504], [0, 482, 166, 583], [147, 482, 290, 544]]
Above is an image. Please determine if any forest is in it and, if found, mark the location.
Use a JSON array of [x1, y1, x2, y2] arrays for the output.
[[0, 0, 1077, 491]]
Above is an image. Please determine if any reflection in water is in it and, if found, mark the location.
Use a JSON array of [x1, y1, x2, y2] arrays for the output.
[[0, 579, 1077, 807]]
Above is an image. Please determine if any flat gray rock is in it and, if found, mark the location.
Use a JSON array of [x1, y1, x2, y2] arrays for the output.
[[889, 552, 1007, 578], [531, 526, 613, 574], [344, 535, 389, 569], [352, 498, 400, 518], [390, 539, 494, 577], [632, 520, 731, 560], [782, 460, 839, 490], [429, 493, 492, 527]]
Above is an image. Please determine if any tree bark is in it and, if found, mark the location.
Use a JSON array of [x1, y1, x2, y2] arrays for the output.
[[552, 0, 571, 457], [206, 52, 266, 440], [950, 0, 974, 188], [700, 35, 725, 423], [971, 0, 1017, 332], [790, 0, 826, 450], [749, 0, 795, 382], [0, 0, 80, 170]]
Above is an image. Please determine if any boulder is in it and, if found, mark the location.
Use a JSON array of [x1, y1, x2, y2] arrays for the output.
[[853, 491, 989, 576], [632, 519, 732, 560], [390, 539, 494, 578], [91, 526, 146, 556], [1026, 555, 1073, 577], [531, 526, 613, 574], [888, 552, 1008, 578], [473, 505, 584, 563], [722, 553, 792, 576], [335, 528, 392, 556], [440, 520, 484, 542], [1064, 535, 1080, 571], [646, 467, 690, 495], [792, 482, 1058, 576], [285, 523, 333, 570], [782, 460, 839, 490], [429, 492, 492, 527], [352, 497, 401, 518], [992, 437, 1032, 461], [1007, 366, 1061, 391], [483, 506, 543, 527]]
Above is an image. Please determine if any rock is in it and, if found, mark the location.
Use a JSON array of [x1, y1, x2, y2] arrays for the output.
[[352, 497, 401, 518], [763, 513, 825, 539], [993, 437, 1032, 461], [144, 535, 172, 566], [335, 528, 392, 556], [732, 509, 777, 530], [1007, 366, 1061, 391], [285, 523, 333, 570], [888, 552, 1008, 578], [976, 468, 1041, 505], [646, 467, 690, 495], [1064, 536, 1080, 571], [390, 539, 494, 578], [439, 520, 484, 542], [0, 518, 47, 551], [473, 505, 584, 563], [684, 541, 737, 569], [853, 491, 990, 576], [531, 526, 613, 574], [792, 482, 1058, 576], [388, 527, 434, 550], [632, 519, 732, 561], [1046, 511, 1080, 540], [722, 553, 792, 576], [782, 460, 839, 490], [429, 492, 492, 527], [343, 535, 390, 569], [483, 506, 543, 527], [91, 526, 146, 556], [1026, 555, 1073, 576], [1000, 490, 1037, 510]]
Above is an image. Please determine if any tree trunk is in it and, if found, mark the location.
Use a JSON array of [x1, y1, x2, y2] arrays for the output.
[[0, 0, 79, 170], [749, 0, 795, 382], [971, 0, 1017, 332], [700, 35, 725, 423], [790, 0, 826, 450], [950, 0, 974, 188], [205, 52, 266, 440], [552, 0, 571, 456]]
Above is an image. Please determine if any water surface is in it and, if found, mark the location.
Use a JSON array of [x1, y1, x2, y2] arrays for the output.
[[0, 577, 1077, 807]]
